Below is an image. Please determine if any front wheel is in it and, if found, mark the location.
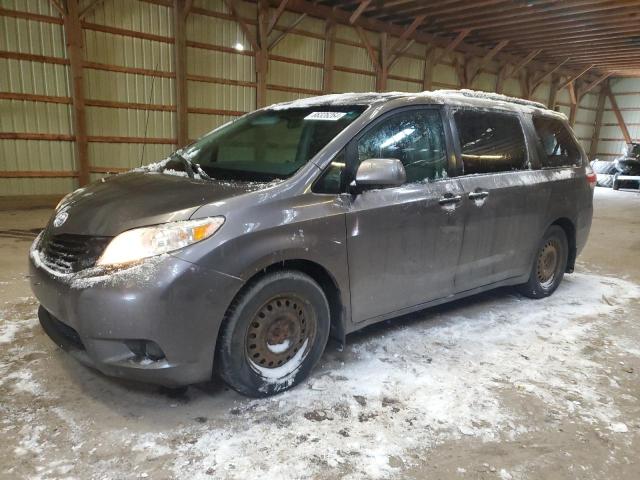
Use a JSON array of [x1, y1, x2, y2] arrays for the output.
[[518, 225, 568, 299], [216, 270, 330, 397]]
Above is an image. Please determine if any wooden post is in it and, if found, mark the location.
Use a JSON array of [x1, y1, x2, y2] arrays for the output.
[[568, 81, 578, 126], [256, 0, 269, 107], [495, 64, 507, 94], [61, 0, 90, 186], [322, 20, 335, 94], [547, 74, 559, 110], [422, 49, 433, 91], [173, 0, 189, 147], [589, 87, 607, 159], [377, 32, 388, 92]]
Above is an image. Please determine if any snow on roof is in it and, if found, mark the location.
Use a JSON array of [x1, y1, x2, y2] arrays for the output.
[[267, 88, 566, 119]]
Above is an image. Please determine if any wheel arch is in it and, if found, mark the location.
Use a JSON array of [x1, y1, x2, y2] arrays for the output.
[[215, 259, 347, 367]]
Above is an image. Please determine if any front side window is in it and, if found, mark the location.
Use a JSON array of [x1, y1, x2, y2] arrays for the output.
[[532, 116, 581, 168], [453, 110, 527, 174], [356, 109, 448, 184], [181, 107, 365, 181]]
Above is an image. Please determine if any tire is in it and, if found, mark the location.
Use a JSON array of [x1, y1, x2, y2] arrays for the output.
[[518, 225, 568, 299], [216, 270, 330, 397]]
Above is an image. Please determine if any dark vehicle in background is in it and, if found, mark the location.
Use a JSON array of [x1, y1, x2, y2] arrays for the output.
[[592, 143, 640, 190], [29, 90, 595, 397]]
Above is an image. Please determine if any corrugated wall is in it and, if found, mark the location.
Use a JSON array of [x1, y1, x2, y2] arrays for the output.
[[596, 78, 640, 160], [1, 0, 610, 197]]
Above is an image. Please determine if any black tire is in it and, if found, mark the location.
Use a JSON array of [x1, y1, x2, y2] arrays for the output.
[[216, 270, 330, 397], [518, 225, 568, 299]]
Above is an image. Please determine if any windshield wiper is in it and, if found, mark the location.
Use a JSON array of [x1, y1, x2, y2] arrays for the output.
[[170, 152, 214, 181]]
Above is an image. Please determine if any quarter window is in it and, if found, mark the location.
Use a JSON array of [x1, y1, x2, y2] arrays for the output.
[[532, 116, 581, 168], [356, 109, 448, 184], [453, 110, 527, 174]]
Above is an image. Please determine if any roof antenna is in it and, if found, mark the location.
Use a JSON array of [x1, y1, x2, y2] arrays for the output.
[[139, 58, 160, 167]]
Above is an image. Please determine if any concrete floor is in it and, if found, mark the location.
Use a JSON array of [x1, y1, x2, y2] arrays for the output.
[[1, 187, 639, 479]]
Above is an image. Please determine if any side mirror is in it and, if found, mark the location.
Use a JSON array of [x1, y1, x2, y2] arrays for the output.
[[353, 158, 406, 191]]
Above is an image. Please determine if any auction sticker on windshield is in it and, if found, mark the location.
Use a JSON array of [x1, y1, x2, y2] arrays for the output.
[[304, 111, 348, 121]]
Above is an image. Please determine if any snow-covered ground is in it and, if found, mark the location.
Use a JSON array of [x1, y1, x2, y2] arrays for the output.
[[1, 270, 639, 479]]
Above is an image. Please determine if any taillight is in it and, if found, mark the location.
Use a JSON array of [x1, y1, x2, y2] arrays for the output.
[[585, 165, 597, 188]]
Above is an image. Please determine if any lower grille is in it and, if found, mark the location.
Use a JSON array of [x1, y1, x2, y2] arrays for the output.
[[38, 231, 111, 274]]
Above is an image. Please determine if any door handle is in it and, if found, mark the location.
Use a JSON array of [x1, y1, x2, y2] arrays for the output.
[[438, 194, 462, 205], [468, 191, 489, 200]]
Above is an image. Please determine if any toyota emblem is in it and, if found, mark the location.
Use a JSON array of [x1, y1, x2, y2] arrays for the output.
[[53, 210, 69, 228]]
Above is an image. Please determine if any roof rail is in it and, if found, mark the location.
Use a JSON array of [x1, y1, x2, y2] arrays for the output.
[[434, 89, 548, 110]]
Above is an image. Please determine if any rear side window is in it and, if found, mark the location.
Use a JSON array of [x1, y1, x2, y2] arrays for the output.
[[356, 109, 448, 184], [532, 116, 581, 168], [453, 110, 527, 174]]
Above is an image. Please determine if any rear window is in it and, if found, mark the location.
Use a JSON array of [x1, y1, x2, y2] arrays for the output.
[[532, 116, 581, 168], [453, 110, 527, 174]]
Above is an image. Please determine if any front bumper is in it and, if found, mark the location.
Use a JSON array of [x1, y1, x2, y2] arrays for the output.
[[30, 252, 242, 387]]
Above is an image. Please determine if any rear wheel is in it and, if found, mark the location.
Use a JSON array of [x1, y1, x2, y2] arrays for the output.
[[518, 225, 568, 299], [217, 270, 330, 397]]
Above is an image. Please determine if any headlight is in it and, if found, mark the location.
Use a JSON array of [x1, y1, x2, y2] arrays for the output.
[[97, 217, 225, 267]]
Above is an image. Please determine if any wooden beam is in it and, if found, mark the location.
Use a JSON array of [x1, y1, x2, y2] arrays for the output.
[[267, 0, 289, 35], [349, 0, 371, 24], [467, 39, 508, 86], [422, 48, 434, 91], [580, 73, 613, 97], [387, 14, 425, 66], [558, 64, 593, 92], [223, 0, 259, 51], [495, 63, 507, 94], [530, 57, 570, 94], [268, 12, 307, 50], [506, 49, 541, 78], [322, 19, 335, 93], [256, 0, 269, 107], [79, 0, 106, 18], [548, 75, 559, 110], [377, 32, 388, 91], [49, 0, 65, 16], [568, 81, 578, 126], [606, 83, 632, 144], [62, 0, 90, 186], [454, 55, 469, 89], [431, 29, 470, 66], [173, 0, 189, 147], [589, 87, 607, 159], [355, 26, 380, 71]]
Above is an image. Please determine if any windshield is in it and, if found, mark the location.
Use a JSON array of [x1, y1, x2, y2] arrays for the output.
[[179, 106, 365, 181]]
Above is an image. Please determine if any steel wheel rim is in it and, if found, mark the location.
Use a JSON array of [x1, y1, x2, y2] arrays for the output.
[[245, 294, 317, 372], [537, 239, 560, 289]]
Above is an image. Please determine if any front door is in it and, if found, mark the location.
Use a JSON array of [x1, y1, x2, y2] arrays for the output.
[[345, 107, 466, 323]]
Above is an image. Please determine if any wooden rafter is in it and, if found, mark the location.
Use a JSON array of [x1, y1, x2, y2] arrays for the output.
[[322, 19, 335, 93], [349, 0, 371, 24], [267, 0, 289, 35], [530, 57, 571, 93], [268, 12, 307, 50], [173, 0, 190, 147], [467, 39, 508, 86], [580, 72, 612, 97], [506, 49, 542, 79], [431, 29, 471, 67], [558, 64, 594, 92]]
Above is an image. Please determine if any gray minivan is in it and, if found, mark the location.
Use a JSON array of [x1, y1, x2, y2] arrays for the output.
[[29, 90, 595, 397]]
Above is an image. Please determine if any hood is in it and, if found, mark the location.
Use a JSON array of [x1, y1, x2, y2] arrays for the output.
[[51, 172, 264, 236]]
